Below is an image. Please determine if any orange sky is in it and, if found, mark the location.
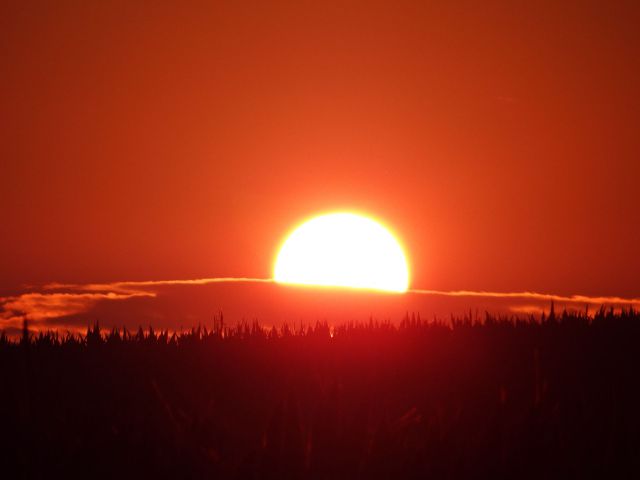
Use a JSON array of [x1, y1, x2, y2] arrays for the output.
[[1, 1, 639, 312]]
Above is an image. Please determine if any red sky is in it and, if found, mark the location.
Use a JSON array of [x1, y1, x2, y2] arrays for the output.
[[1, 1, 639, 329]]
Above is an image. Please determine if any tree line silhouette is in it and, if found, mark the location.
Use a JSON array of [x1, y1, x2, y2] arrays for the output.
[[2, 307, 639, 478]]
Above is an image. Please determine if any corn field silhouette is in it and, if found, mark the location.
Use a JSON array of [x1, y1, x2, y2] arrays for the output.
[[2, 307, 639, 479]]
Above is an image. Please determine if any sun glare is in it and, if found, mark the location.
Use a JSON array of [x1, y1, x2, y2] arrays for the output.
[[274, 212, 410, 292]]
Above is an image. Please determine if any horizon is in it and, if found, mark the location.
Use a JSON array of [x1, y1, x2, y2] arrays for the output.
[[3, 275, 640, 336]]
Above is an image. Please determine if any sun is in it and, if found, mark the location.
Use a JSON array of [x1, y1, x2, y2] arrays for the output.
[[274, 212, 410, 292]]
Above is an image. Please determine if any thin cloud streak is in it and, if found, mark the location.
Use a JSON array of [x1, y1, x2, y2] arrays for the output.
[[410, 288, 640, 306], [49, 277, 640, 306], [2, 277, 639, 329], [0, 291, 154, 327], [44, 277, 274, 293], [1, 278, 275, 327]]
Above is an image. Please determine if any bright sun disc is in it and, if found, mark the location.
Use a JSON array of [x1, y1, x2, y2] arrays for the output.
[[274, 212, 410, 292]]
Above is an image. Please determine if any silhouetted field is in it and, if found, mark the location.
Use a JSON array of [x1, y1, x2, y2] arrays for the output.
[[2, 307, 640, 479]]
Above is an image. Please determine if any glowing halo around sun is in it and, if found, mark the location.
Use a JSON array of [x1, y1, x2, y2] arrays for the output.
[[273, 212, 410, 292]]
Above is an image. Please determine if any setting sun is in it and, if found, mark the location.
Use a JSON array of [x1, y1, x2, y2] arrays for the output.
[[274, 212, 410, 292]]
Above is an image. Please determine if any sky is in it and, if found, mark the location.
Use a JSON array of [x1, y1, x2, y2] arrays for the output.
[[1, 1, 639, 330]]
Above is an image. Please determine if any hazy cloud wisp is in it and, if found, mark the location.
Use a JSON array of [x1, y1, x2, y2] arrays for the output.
[[1, 277, 639, 331]]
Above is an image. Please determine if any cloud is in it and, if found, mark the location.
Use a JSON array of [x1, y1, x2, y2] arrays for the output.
[[409, 288, 640, 306], [2, 277, 639, 332], [0, 291, 155, 329], [508, 304, 548, 315], [1, 278, 272, 329], [43, 277, 273, 293]]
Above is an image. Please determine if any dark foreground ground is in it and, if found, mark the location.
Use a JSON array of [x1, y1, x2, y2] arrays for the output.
[[2, 308, 640, 479]]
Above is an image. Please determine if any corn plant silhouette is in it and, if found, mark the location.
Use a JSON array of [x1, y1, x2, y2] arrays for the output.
[[1, 307, 639, 478]]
